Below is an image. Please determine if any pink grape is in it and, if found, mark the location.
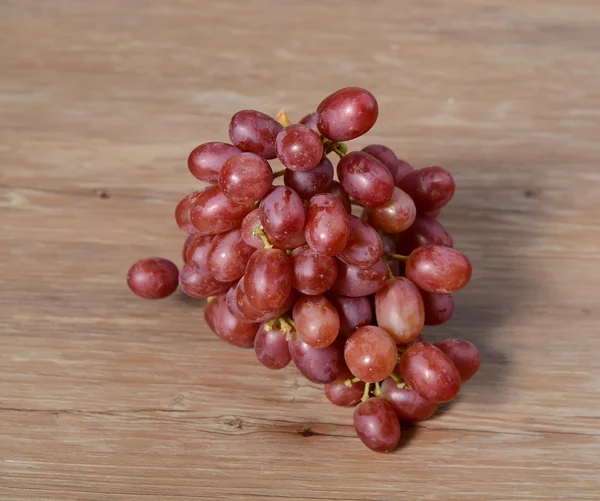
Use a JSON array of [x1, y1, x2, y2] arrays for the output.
[[229, 110, 282, 159], [175, 191, 202, 234], [361, 144, 413, 184], [337, 215, 383, 268], [183, 234, 214, 268], [344, 326, 397, 383], [421, 291, 454, 325], [327, 180, 352, 213], [292, 294, 340, 348], [188, 142, 241, 183], [375, 277, 425, 344], [259, 186, 305, 242], [240, 209, 264, 249], [354, 398, 401, 453], [127, 258, 179, 299], [254, 323, 292, 370], [206, 229, 255, 282], [288, 335, 344, 384], [284, 156, 334, 199], [324, 369, 365, 407], [317, 87, 378, 141], [276, 124, 324, 171], [244, 248, 292, 312], [208, 294, 259, 348], [337, 151, 394, 207], [189, 186, 254, 236], [394, 215, 454, 256], [381, 377, 438, 421], [367, 187, 416, 234], [434, 339, 480, 382], [304, 193, 350, 256], [233, 279, 297, 323], [406, 245, 472, 293], [400, 342, 461, 403], [299, 112, 319, 133], [330, 258, 388, 297], [218, 152, 273, 204], [265, 227, 307, 251], [290, 245, 338, 295], [397, 166, 456, 213], [327, 294, 372, 337], [179, 264, 232, 299]]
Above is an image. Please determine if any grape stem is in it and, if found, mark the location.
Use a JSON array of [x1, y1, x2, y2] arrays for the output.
[[276, 109, 291, 127], [361, 382, 371, 402], [272, 169, 285, 179], [374, 382, 382, 397], [384, 260, 395, 280], [279, 316, 295, 335], [253, 226, 273, 249], [344, 377, 362, 388], [351, 200, 365, 208], [389, 253, 409, 263], [331, 141, 347, 158]]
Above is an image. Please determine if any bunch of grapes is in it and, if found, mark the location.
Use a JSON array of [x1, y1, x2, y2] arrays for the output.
[[127, 87, 480, 453]]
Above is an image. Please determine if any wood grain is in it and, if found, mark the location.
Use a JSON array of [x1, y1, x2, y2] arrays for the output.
[[1, 0, 600, 499]]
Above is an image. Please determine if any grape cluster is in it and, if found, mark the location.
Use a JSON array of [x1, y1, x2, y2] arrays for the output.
[[127, 87, 481, 453]]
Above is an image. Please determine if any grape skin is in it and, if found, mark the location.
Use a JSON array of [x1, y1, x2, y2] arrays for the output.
[[406, 245, 472, 293], [326, 294, 373, 337], [175, 191, 203, 234], [183, 234, 214, 268], [330, 258, 388, 297], [179, 264, 232, 299], [353, 398, 401, 453], [229, 110, 282, 159], [344, 326, 397, 383], [208, 294, 259, 348], [367, 187, 417, 234], [127, 258, 179, 299], [317, 87, 378, 141], [276, 124, 324, 171], [337, 151, 394, 208], [337, 215, 383, 268], [292, 294, 340, 348], [244, 248, 292, 312], [206, 229, 255, 282], [434, 339, 480, 381], [288, 335, 344, 384], [394, 215, 454, 256], [421, 291, 454, 326], [189, 186, 254, 236], [218, 152, 273, 204], [254, 324, 292, 370], [327, 180, 352, 213], [304, 193, 350, 256], [290, 245, 338, 295], [380, 377, 438, 421], [259, 186, 305, 242], [324, 369, 365, 407], [397, 166, 456, 213], [188, 142, 242, 183], [361, 144, 413, 184], [284, 156, 334, 199]]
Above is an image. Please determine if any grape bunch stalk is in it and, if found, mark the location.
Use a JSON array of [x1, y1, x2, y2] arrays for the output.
[[127, 87, 481, 453]]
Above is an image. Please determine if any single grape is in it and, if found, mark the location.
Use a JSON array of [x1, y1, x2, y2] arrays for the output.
[[367, 187, 416, 234], [299, 112, 319, 133], [254, 323, 292, 370], [244, 248, 292, 311], [394, 215, 454, 256], [179, 264, 232, 298], [354, 398, 401, 453], [304, 193, 350, 256], [189, 186, 254, 236], [233, 278, 297, 323], [317, 87, 378, 141], [229, 110, 282, 159], [380, 377, 438, 421], [397, 166, 455, 213], [337, 215, 383, 268], [381, 234, 400, 276], [265, 227, 307, 251], [206, 229, 255, 282], [421, 291, 454, 325], [344, 326, 397, 383], [209, 294, 259, 348], [284, 156, 334, 199], [218, 152, 273, 204], [361, 144, 413, 184], [327, 180, 352, 213], [326, 294, 372, 337], [292, 294, 340, 348], [259, 186, 305, 242], [187, 142, 242, 183], [337, 151, 394, 208], [182, 234, 214, 268], [175, 191, 202, 234], [400, 342, 461, 403], [406, 245, 472, 293], [375, 277, 425, 344], [434, 339, 480, 382], [127, 258, 179, 299], [288, 334, 344, 384], [290, 245, 338, 295], [240, 209, 264, 249], [330, 258, 388, 297], [276, 124, 324, 171], [324, 369, 365, 407]]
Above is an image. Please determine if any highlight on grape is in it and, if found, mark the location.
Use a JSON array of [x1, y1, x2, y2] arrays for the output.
[[126, 87, 480, 452]]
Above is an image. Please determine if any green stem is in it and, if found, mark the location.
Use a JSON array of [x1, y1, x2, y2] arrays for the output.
[[332, 141, 347, 158], [272, 169, 285, 179], [279, 316, 294, 335], [384, 260, 395, 279], [389, 253, 409, 263], [374, 382, 382, 397], [253, 226, 273, 249], [361, 382, 371, 402]]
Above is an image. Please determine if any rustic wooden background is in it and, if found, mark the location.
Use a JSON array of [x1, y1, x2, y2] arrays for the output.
[[1, 0, 599, 499]]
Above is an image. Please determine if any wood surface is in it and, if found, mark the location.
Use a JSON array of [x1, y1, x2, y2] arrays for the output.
[[1, 0, 600, 499]]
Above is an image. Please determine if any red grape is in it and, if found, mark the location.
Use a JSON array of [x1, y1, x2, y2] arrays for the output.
[[233, 279, 297, 323], [317, 87, 378, 141], [206, 229, 255, 282], [337, 215, 383, 268], [381, 377, 438, 421], [244, 248, 292, 312], [400, 342, 461, 403], [284, 156, 334, 199], [367, 187, 416, 234], [189, 186, 254, 236], [330, 259, 388, 297], [353, 398, 400, 453], [225, 283, 249, 322], [426, 208, 441, 218], [127, 258, 179, 299], [327, 294, 372, 337], [406, 245, 472, 293], [324, 369, 365, 407], [327, 180, 352, 213], [182, 234, 195, 262], [240, 209, 264, 249], [229, 110, 282, 159], [344, 326, 397, 383], [299, 112, 319, 133], [188, 142, 241, 183], [434, 339, 480, 382], [209, 294, 259, 348], [397, 166, 455, 213], [292, 294, 340, 348], [179, 264, 232, 298], [361, 144, 413, 184], [183, 234, 214, 268], [288, 335, 344, 384], [266, 227, 307, 251], [421, 291, 454, 325], [175, 191, 202, 234], [290, 245, 338, 295], [394, 215, 454, 256], [375, 277, 424, 344], [218, 152, 273, 204], [337, 151, 394, 208], [276, 124, 324, 171], [254, 324, 292, 370], [304, 193, 350, 256], [259, 186, 305, 242]]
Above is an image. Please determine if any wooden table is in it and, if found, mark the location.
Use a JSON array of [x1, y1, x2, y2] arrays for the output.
[[2, 1, 599, 499]]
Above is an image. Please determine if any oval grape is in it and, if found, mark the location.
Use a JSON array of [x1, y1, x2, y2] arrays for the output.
[[229, 110, 282, 159], [288, 335, 344, 384], [259, 186, 305, 242], [207, 229, 255, 282], [292, 294, 340, 348], [276, 124, 324, 171], [337, 151, 394, 208], [284, 156, 334, 199], [344, 326, 397, 383], [290, 245, 338, 295], [434, 339, 480, 382], [367, 187, 416, 234], [327, 294, 373, 337], [324, 369, 365, 407], [254, 324, 292, 370], [127, 258, 179, 299], [188, 142, 242, 183], [305, 193, 350, 256], [337, 215, 383, 268], [327, 180, 352, 213], [353, 398, 400, 453], [397, 166, 455, 212], [183, 234, 214, 268], [209, 294, 259, 348], [406, 245, 472, 293], [421, 291, 454, 326], [361, 144, 413, 184], [317, 87, 378, 141], [218, 152, 273, 204], [179, 264, 232, 298], [244, 248, 292, 312], [394, 215, 454, 256], [330, 259, 388, 297], [175, 191, 203, 234], [189, 186, 254, 236], [380, 377, 438, 421]]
